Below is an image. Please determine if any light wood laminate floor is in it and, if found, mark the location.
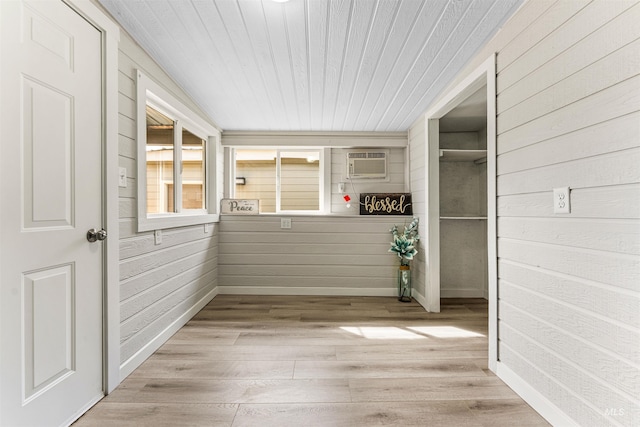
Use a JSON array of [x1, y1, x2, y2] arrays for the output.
[[75, 295, 549, 426]]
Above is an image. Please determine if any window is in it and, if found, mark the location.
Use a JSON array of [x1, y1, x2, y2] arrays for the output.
[[234, 148, 324, 213], [146, 108, 206, 213], [137, 70, 220, 231]]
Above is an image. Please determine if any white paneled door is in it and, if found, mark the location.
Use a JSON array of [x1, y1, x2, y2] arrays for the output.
[[0, 1, 104, 425]]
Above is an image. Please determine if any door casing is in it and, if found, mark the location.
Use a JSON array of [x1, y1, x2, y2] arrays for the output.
[[422, 54, 498, 372], [62, 0, 121, 394]]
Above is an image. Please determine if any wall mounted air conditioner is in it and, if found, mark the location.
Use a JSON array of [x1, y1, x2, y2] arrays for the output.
[[347, 151, 387, 179]]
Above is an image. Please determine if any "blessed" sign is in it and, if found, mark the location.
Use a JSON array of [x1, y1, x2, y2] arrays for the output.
[[359, 193, 412, 216]]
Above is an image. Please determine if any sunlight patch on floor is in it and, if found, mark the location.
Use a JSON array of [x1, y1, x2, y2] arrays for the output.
[[339, 326, 426, 340], [408, 326, 485, 338]]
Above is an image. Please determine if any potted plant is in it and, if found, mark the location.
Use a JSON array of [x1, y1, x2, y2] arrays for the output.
[[389, 217, 420, 302]]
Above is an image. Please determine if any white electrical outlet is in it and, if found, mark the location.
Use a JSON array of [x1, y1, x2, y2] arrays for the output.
[[281, 218, 292, 229], [154, 229, 162, 245], [338, 182, 345, 193], [204, 223, 210, 234], [553, 187, 571, 214]]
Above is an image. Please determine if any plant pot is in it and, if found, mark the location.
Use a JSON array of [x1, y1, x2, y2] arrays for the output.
[[398, 265, 411, 302]]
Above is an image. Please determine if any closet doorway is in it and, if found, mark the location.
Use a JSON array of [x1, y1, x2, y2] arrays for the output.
[[439, 87, 488, 299], [424, 55, 497, 371]]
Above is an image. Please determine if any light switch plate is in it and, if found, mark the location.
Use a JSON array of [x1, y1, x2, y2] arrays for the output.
[[553, 187, 571, 214], [281, 218, 292, 229]]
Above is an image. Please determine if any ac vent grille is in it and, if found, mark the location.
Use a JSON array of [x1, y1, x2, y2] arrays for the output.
[[347, 151, 387, 179]]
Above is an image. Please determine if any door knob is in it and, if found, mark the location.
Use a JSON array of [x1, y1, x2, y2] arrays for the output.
[[87, 228, 107, 242]]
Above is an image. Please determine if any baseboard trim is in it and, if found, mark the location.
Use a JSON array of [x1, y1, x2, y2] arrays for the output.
[[441, 288, 486, 298], [411, 288, 427, 310], [217, 286, 397, 297], [118, 287, 219, 381], [496, 362, 578, 427]]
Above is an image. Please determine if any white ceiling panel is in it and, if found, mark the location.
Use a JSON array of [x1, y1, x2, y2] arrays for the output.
[[98, 0, 523, 132]]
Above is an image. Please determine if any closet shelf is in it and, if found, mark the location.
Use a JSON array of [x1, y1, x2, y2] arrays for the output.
[[439, 149, 487, 163]]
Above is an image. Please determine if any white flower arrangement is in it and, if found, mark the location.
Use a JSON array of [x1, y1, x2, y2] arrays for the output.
[[389, 217, 420, 266]]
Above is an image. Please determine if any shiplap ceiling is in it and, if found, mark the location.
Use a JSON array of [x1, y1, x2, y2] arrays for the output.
[[99, 0, 523, 132]]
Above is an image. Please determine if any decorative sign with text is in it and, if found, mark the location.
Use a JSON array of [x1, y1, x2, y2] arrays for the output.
[[221, 199, 259, 215], [360, 193, 412, 216]]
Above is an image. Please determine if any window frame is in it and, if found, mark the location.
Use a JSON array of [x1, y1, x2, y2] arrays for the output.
[[231, 147, 330, 215], [136, 70, 220, 232]]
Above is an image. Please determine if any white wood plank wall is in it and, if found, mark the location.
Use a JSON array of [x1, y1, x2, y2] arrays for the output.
[[443, 0, 640, 425], [116, 32, 219, 374], [218, 216, 413, 296]]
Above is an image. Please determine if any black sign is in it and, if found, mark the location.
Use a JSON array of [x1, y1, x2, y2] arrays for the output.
[[360, 193, 412, 216]]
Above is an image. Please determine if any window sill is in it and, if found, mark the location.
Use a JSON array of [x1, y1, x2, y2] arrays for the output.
[[138, 212, 219, 232], [220, 212, 413, 219]]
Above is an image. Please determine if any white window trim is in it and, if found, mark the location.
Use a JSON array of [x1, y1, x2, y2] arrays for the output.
[[231, 146, 330, 215], [136, 70, 220, 231]]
